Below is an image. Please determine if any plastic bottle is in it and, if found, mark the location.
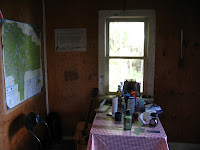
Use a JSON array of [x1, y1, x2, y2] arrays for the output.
[[124, 109, 132, 130], [127, 96, 135, 114], [121, 97, 126, 112], [124, 93, 131, 109], [131, 90, 137, 100], [116, 85, 122, 103]]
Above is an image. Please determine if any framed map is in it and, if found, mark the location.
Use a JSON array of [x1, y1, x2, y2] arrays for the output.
[[1, 19, 43, 110]]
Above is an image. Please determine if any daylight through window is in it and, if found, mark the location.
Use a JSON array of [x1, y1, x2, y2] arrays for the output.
[[108, 21, 147, 92]]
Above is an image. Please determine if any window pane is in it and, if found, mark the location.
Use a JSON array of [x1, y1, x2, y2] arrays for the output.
[[109, 59, 144, 92], [109, 22, 144, 57]]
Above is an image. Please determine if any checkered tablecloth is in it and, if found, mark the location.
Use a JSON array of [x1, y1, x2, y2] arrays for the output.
[[87, 110, 169, 150]]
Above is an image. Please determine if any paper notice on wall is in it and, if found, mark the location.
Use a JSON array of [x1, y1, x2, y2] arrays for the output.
[[55, 28, 87, 52]]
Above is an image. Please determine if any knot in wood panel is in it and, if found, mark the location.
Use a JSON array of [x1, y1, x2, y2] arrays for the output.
[[64, 70, 79, 81]]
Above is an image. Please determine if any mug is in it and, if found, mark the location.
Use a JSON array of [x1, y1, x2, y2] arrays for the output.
[[138, 111, 152, 125], [136, 98, 145, 112], [115, 112, 122, 121]]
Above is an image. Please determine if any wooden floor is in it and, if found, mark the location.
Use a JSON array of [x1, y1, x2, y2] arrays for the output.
[[48, 140, 76, 150]]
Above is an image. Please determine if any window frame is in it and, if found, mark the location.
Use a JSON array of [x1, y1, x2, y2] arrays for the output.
[[98, 10, 156, 97]]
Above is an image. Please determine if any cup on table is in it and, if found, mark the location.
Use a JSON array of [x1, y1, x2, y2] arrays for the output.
[[115, 112, 122, 121], [136, 98, 145, 112], [139, 111, 152, 125]]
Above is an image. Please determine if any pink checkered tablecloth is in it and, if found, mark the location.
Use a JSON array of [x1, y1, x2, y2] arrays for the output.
[[87, 109, 169, 150]]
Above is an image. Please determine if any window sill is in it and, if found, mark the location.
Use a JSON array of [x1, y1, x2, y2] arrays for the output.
[[97, 94, 154, 104]]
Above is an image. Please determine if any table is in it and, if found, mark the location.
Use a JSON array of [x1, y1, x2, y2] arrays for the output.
[[87, 108, 169, 150]]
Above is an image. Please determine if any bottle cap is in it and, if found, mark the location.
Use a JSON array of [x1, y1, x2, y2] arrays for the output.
[[125, 93, 131, 97], [128, 96, 135, 99]]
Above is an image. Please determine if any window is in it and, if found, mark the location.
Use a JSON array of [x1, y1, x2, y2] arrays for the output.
[[108, 19, 147, 93], [98, 10, 156, 97]]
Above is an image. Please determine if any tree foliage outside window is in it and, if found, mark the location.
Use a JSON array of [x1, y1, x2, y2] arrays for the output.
[[109, 22, 144, 92]]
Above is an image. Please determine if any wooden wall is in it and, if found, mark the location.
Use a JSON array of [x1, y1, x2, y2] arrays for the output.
[[46, 0, 200, 143], [45, 0, 100, 137], [0, 0, 200, 149], [0, 0, 46, 150], [155, 1, 200, 143]]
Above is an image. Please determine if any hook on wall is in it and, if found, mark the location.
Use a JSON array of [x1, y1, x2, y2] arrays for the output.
[[178, 29, 184, 69]]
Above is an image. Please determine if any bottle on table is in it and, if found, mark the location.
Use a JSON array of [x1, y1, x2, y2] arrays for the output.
[[124, 93, 131, 109], [116, 85, 122, 105], [124, 109, 132, 130], [121, 97, 126, 112], [130, 90, 137, 100], [149, 113, 158, 127], [127, 96, 135, 114]]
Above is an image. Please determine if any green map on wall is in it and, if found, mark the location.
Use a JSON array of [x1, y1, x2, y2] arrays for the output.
[[1, 19, 43, 109]]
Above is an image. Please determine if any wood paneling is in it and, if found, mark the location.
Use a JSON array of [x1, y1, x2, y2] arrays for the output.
[[1, 1, 200, 149], [46, 0, 99, 136], [154, 1, 200, 143], [46, 0, 200, 143]]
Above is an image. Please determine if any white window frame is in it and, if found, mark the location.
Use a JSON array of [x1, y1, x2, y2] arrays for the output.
[[98, 10, 156, 97]]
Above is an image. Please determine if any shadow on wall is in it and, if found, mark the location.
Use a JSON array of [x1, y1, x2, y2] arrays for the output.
[[9, 113, 38, 150], [9, 114, 25, 140]]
